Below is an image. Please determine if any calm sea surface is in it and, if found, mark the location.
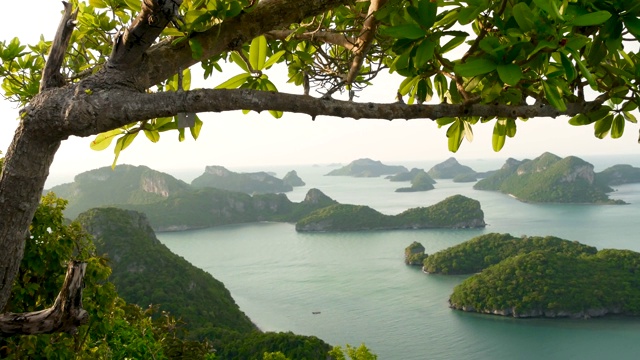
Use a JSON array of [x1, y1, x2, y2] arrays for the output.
[[158, 156, 640, 359]]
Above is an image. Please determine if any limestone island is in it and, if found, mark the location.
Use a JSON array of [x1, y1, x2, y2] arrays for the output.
[[192, 165, 296, 193], [427, 157, 477, 182], [389, 168, 436, 192], [415, 233, 640, 319], [295, 194, 486, 232], [325, 158, 408, 177], [474, 152, 626, 204]]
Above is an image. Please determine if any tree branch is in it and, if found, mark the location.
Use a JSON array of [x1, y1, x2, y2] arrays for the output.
[[40, 1, 78, 91], [109, 0, 183, 69], [345, 0, 386, 86], [265, 30, 357, 51], [61, 88, 604, 137], [0, 262, 88, 336]]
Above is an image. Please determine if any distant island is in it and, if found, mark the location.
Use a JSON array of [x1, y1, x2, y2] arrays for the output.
[[326, 158, 408, 177], [296, 194, 486, 232], [192, 165, 300, 193], [389, 168, 436, 192], [427, 158, 477, 182], [410, 233, 640, 319], [595, 164, 640, 186], [474, 152, 625, 204]]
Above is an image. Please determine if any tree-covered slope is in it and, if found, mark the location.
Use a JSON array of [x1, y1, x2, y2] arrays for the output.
[[326, 158, 408, 177], [474, 153, 622, 203], [449, 249, 640, 318], [395, 170, 436, 192], [296, 195, 485, 231], [77, 208, 257, 338], [423, 233, 597, 275], [596, 164, 640, 186], [191, 165, 294, 193], [48, 165, 190, 218]]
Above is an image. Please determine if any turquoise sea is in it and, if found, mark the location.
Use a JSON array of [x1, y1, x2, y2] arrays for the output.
[[158, 156, 640, 359]]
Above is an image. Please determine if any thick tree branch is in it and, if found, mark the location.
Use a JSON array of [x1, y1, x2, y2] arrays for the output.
[[109, 0, 182, 69], [0, 262, 88, 336], [40, 1, 78, 91], [58, 88, 604, 137], [345, 0, 386, 85]]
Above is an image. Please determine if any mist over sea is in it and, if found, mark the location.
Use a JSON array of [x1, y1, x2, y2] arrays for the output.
[[154, 155, 640, 359]]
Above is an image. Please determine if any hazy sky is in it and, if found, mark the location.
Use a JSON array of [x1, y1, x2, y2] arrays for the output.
[[1, 1, 639, 186]]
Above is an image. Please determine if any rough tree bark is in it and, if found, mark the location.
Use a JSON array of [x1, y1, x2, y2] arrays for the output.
[[0, 0, 611, 335]]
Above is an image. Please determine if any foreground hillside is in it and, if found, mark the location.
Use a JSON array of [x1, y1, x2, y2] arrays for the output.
[[474, 152, 623, 204], [77, 207, 257, 337], [296, 194, 485, 231]]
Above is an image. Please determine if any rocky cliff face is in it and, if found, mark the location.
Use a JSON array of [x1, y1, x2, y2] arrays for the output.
[[283, 170, 306, 186]]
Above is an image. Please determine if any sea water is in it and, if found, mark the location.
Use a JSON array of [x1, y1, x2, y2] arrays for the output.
[[158, 156, 640, 359]]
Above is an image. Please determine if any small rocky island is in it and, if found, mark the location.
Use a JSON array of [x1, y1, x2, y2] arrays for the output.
[[296, 194, 486, 232], [405, 241, 428, 265], [413, 233, 640, 319], [326, 158, 408, 177]]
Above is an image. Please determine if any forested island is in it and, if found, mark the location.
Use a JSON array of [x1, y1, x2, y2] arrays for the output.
[[474, 153, 625, 204], [411, 233, 640, 319], [325, 158, 408, 177], [296, 195, 485, 232], [391, 169, 436, 192], [427, 158, 477, 181], [191, 165, 300, 193]]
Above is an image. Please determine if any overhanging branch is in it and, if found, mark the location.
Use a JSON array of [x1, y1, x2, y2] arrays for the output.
[[0, 262, 88, 336], [346, 0, 386, 85], [65, 88, 603, 137], [40, 1, 78, 91]]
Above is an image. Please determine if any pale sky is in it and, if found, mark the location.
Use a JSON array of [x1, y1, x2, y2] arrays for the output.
[[1, 1, 638, 186]]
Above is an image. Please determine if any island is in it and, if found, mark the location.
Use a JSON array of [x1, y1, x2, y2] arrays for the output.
[[405, 241, 428, 265], [282, 170, 306, 187], [473, 152, 625, 204], [414, 233, 640, 319], [427, 157, 477, 180], [295, 194, 486, 232], [325, 158, 408, 177], [595, 164, 640, 186], [191, 165, 294, 193], [390, 169, 436, 192]]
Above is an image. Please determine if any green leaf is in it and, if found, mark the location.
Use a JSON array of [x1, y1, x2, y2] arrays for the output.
[[436, 117, 455, 127], [624, 16, 640, 40], [215, 73, 251, 89], [623, 111, 637, 124], [143, 129, 160, 143], [440, 35, 467, 54], [249, 35, 267, 70], [454, 59, 497, 77], [230, 51, 249, 72], [611, 114, 625, 138], [190, 115, 203, 140], [189, 39, 203, 60], [399, 76, 420, 96], [112, 132, 139, 169], [532, 0, 563, 20], [571, 52, 597, 89], [89, 0, 108, 8], [568, 113, 593, 126], [417, 0, 438, 28], [559, 51, 576, 82], [594, 114, 614, 139], [90, 129, 123, 151], [570, 11, 611, 26], [496, 64, 523, 86], [414, 39, 436, 68], [380, 24, 427, 40], [458, 6, 483, 25], [512, 3, 535, 32], [492, 120, 507, 151], [447, 119, 464, 152], [122, 0, 141, 12], [463, 120, 474, 142], [434, 73, 447, 102], [263, 50, 286, 69], [542, 81, 566, 111]]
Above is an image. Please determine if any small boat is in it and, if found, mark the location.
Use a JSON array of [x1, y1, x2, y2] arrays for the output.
[[312, 311, 321, 315]]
